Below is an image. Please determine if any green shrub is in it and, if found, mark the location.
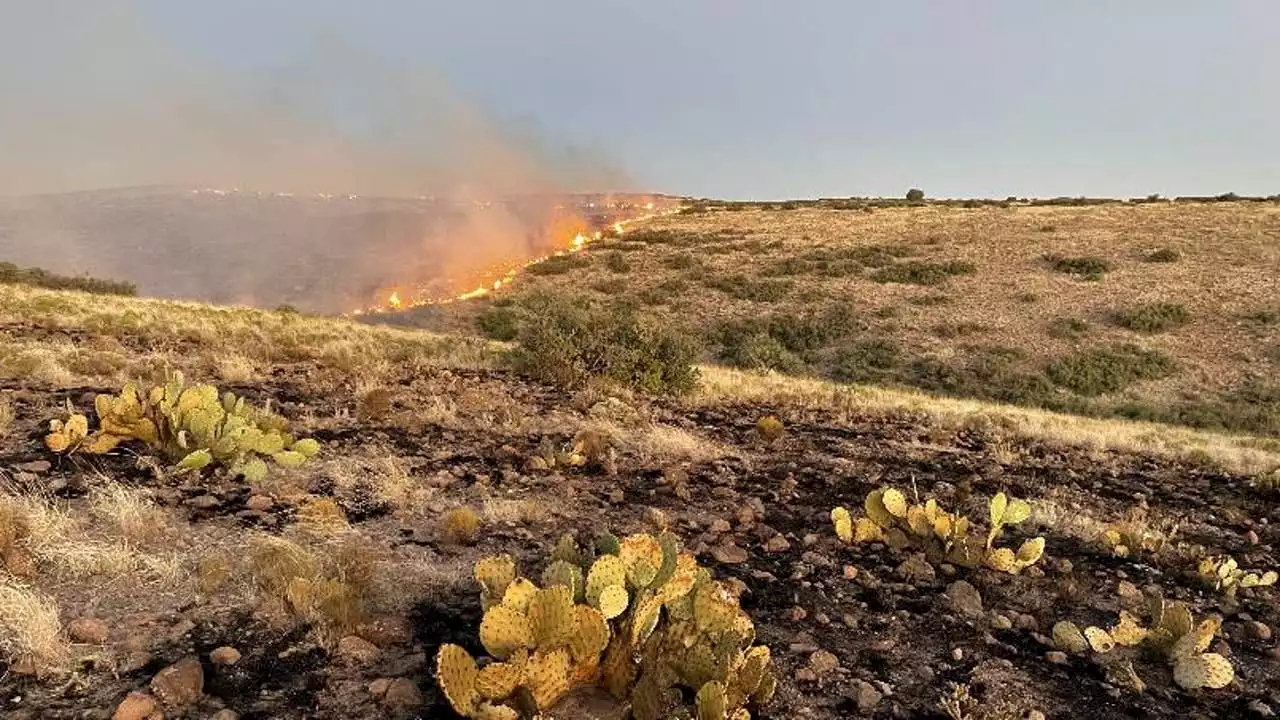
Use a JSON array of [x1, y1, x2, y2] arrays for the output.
[[931, 321, 989, 339], [0, 261, 136, 296], [508, 293, 699, 395], [832, 339, 901, 383], [1045, 344, 1177, 396], [906, 348, 1058, 407], [715, 304, 862, 368], [476, 306, 519, 341], [718, 331, 805, 373], [603, 252, 631, 274], [526, 253, 591, 276], [870, 260, 977, 286], [1014, 292, 1040, 304], [703, 274, 794, 302], [906, 188, 925, 202], [1111, 302, 1191, 333], [590, 278, 629, 295], [663, 253, 699, 270], [1044, 254, 1111, 280], [1242, 308, 1280, 326], [909, 293, 953, 307], [1143, 248, 1181, 263], [1047, 317, 1090, 340]]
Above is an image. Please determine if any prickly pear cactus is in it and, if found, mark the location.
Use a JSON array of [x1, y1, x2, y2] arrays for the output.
[[43, 371, 319, 480], [436, 531, 775, 719], [1196, 555, 1277, 597], [831, 487, 1044, 575]]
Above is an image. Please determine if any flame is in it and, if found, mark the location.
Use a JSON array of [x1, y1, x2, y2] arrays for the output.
[[351, 199, 676, 315]]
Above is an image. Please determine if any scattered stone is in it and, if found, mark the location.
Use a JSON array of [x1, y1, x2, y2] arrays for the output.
[[855, 680, 883, 712], [112, 691, 158, 720], [794, 668, 817, 683], [245, 495, 273, 511], [710, 542, 749, 565], [807, 650, 840, 679], [211, 711, 240, 720], [120, 651, 153, 674], [709, 519, 732, 534], [16, 460, 51, 474], [896, 554, 936, 584], [939, 563, 957, 577], [1248, 700, 1275, 717], [1246, 530, 1261, 546], [3, 547, 36, 577], [1046, 651, 1069, 665], [63, 617, 107, 645], [150, 655, 204, 708], [606, 489, 625, 504], [814, 613, 831, 626], [383, 678, 424, 710], [209, 646, 242, 666], [803, 533, 819, 547], [1027, 711, 1047, 720], [763, 535, 791, 553], [1015, 614, 1039, 632], [369, 678, 393, 697], [842, 565, 859, 580], [1054, 558, 1074, 574], [788, 606, 808, 622], [991, 614, 1013, 631], [951, 647, 964, 661], [336, 635, 381, 664], [645, 507, 669, 531], [1116, 580, 1141, 602], [187, 495, 220, 510], [358, 616, 415, 647], [1245, 622, 1272, 641], [945, 580, 984, 618]]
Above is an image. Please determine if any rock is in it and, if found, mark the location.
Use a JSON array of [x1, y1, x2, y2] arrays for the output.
[[645, 507, 669, 531], [788, 606, 808, 622], [187, 495, 220, 510], [112, 691, 159, 720], [150, 656, 204, 708], [369, 678, 393, 697], [245, 495, 273, 511], [3, 547, 36, 577], [1248, 700, 1275, 717], [1015, 614, 1039, 632], [1246, 530, 1261, 546], [1116, 580, 1141, 601], [951, 647, 964, 661], [763, 535, 791, 553], [945, 580, 983, 618], [358, 616, 415, 647], [121, 651, 153, 674], [1054, 558, 1073, 574], [803, 533, 819, 547], [16, 460, 51, 473], [1027, 712, 1047, 720], [794, 668, 817, 683], [710, 542, 748, 564], [709, 519, 732, 534], [991, 615, 1013, 631], [68, 617, 110, 644], [842, 565, 859, 580], [807, 650, 840, 679], [383, 678, 423, 710], [336, 635, 381, 664], [211, 711, 239, 720], [1246, 621, 1273, 641], [209, 646, 241, 665], [855, 680, 883, 712], [896, 554, 936, 584], [1046, 651, 1069, 665]]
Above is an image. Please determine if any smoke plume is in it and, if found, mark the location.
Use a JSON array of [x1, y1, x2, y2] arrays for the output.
[[0, 4, 633, 313]]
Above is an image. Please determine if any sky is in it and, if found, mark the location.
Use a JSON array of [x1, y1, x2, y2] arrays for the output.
[[2, 1, 1278, 200]]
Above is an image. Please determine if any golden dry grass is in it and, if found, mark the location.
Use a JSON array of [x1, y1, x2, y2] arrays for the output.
[[0, 581, 69, 673], [0, 394, 14, 437]]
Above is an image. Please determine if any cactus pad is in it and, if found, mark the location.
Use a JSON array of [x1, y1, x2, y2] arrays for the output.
[[476, 661, 522, 700], [656, 553, 699, 605], [479, 605, 532, 660], [475, 555, 518, 598], [436, 643, 479, 715], [526, 648, 572, 709], [1171, 617, 1221, 660], [1173, 652, 1234, 690], [881, 488, 909, 519], [501, 577, 538, 613], [985, 547, 1017, 573], [1084, 626, 1116, 653], [696, 680, 728, 720], [831, 507, 853, 542], [587, 555, 628, 604], [630, 594, 663, 647], [570, 605, 611, 664], [528, 585, 576, 650], [541, 560, 583, 598], [473, 703, 519, 720], [1052, 621, 1089, 654], [595, 583, 630, 620], [1110, 611, 1149, 646]]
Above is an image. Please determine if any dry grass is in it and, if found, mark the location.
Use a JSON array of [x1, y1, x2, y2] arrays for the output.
[[88, 482, 169, 543], [0, 394, 13, 437], [0, 582, 69, 673], [248, 532, 376, 638], [695, 366, 1280, 476]]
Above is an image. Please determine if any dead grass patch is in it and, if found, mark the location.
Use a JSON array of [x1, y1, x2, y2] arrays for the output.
[[0, 582, 69, 674]]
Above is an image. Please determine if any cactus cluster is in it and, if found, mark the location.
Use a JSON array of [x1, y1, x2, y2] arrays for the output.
[[1051, 593, 1234, 691], [44, 371, 318, 481], [1196, 556, 1277, 597], [831, 488, 1044, 575], [436, 531, 775, 719], [527, 437, 589, 471], [1099, 506, 1176, 558]]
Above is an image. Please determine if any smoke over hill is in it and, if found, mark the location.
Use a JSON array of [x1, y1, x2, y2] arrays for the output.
[[0, 4, 638, 313]]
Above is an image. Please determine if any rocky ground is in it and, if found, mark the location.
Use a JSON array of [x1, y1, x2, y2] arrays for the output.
[[2, 356, 1278, 719]]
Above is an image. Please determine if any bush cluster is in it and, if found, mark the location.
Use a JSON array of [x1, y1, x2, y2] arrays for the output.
[[0, 261, 136, 296]]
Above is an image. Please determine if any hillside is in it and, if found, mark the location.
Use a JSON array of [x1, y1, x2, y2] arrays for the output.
[[421, 200, 1280, 438], [1, 278, 1279, 718]]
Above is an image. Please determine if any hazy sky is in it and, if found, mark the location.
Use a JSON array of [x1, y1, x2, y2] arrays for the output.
[[3, 1, 1278, 199]]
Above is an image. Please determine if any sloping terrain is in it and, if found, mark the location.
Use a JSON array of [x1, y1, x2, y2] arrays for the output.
[[426, 201, 1280, 437], [1, 279, 1279, 718]]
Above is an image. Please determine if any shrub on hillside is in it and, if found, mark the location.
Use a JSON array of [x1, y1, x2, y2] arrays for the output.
[[1045, 344, 1176, 396], [906, 188, 925, 202], [1111, 302, 1191, 333], [475, 306, 519, 341], [0, 261, 136, 296], [870, 260, 976, 286], [1143, 248, 1181, 263], [508, 293, 699, 395], [1043, 254, 1111, 280]]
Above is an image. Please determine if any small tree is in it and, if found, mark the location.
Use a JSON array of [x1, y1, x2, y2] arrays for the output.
[[906, 188, 925, 202]]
